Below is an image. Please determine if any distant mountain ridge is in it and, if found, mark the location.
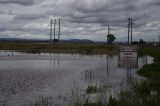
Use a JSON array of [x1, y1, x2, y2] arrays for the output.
[[62, 39, 94, 43], [0, 38, 101, 43]]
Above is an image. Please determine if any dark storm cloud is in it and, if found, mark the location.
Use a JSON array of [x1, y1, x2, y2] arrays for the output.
[[0, 0, 35, 5], [148, 0, 160, 6], [14, 14, 46, 21], [60, 0, 160, 29], [68, 0, 137, 13], [56, 0, 146, 28]]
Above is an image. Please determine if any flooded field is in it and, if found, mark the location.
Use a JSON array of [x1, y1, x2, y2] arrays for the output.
[[0, 51, 153, 106]]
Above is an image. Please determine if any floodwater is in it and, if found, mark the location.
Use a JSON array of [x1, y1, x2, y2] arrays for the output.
[[0, 51, 153, 106]]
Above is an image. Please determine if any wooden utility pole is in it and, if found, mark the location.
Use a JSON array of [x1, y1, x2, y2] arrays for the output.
[[128, 18, 134, 45], [108, 25, 110, 35], [50, 19, 53, 44], [130, 18, 133, 45], [58, 18, 60, 41], [106, 25, 110, 44], [159, 35, 160, 44], [128, 18, 131, 45], [54, 19, 56, 41]]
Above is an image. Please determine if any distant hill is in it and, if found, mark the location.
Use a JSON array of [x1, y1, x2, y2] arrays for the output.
[[61, 39, 95, 43], [0, 38, 48, 43], [0, 38, 99, 44]]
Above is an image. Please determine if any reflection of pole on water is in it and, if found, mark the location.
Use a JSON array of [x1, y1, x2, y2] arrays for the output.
[[126, 67, 133, 84], [127, 67, 131, 77], [106, 55, 109, 77], [85, 69, 93, 82], [50, 59, 51, 67], [58, 60, 59, 66], [49, 57, 60, 68], [11, 52, 13, 56], [49, 53, 52, 67]]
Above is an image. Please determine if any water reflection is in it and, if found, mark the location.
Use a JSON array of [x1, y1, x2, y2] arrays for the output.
[[0, 51, 153, 106], [49, 54, 60, 67], [118, 56, 138, 69], [84, 69, 94, 82], [79, 54, 153, 105]]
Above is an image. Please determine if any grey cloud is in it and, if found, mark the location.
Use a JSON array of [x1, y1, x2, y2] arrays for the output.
[[14, 14, 46, 21], [148, 0, 160, 6], [0, 25, 7, 32], [69, 0, 138, 13], [0, 0, 35, 5], [64, 0, 160, 29], [54, 0, 146, 28], [0, 0, 160, 41]]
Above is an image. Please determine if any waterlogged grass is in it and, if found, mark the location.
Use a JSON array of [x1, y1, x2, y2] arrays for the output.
[[107, 44, 160, 106], [25, 97, 54, 106], [86, 85, 97, 94], [72, 83, 108, 106], [107, 81, 158, 106], [74, 99, 103, 106], [86, 84, 107, 94], [0, 42, 119, 55]]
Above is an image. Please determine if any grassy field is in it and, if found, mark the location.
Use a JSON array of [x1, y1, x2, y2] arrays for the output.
[[0, 42, 119, 55], [107, 44, 160, 106]]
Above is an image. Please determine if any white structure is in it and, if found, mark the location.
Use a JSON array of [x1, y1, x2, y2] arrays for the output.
[[119, 46, 137, 58], [118, 46, 138, 68]]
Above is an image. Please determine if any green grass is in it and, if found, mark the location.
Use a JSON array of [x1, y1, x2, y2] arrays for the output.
[[139, 45, 160, 63]]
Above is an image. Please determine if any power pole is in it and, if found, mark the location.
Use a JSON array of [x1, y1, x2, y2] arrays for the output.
[[58, 18, 60, 41], [106, 25, 110, 44], [159, 35, 160, 44], [130, 18, 133, 45], [50, 19, 53, 44], [128, 18, 131, 45], [54, 19, 56, 42], [108, 25, 111, 35]]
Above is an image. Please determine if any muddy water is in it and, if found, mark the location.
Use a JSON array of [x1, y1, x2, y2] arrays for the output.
[[0, 51, 153, 106]]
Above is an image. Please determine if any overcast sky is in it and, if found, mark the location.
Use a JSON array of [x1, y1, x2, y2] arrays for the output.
[[0, 0, 160, 42]]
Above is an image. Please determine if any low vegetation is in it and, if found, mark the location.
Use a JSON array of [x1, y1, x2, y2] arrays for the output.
[[74, 99, 103, 106], [0, 42, 119, 55], [86, 84, 107, 94], [138, 44, 160, 63], [25, 97, 53, 106]]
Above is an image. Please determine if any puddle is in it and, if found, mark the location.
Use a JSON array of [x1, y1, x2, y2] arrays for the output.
[[0, 51, 153, 106]]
